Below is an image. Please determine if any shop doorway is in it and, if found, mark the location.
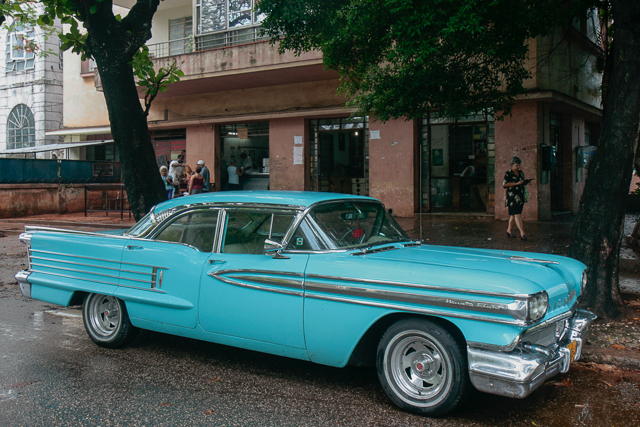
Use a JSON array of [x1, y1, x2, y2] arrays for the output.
[[310, 117, 369, 195], [219, 123, 270, 190], [420, 115, 494, 212]]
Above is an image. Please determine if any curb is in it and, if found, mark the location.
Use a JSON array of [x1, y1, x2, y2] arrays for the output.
[[581, 346, 640, 370]]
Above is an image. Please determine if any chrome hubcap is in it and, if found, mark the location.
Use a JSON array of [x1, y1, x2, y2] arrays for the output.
[[386, 331, 452, 405], [88, 295, 120, 338]]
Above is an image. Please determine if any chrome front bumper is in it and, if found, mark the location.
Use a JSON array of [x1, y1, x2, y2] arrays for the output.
[[468, 309, 597, 398], [15, 270, 32, 298]]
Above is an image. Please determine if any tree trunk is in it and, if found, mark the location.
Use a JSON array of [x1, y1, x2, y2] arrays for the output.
[[97, 58, 167, 221], [568, 0, 640, 319], [81, 3, 166, 221]]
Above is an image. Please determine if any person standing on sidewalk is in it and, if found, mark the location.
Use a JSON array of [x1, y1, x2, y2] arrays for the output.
[[503, 156, 533, 240], [188, 165, 205, 195], [227, 159, 244, 191], [159, 166, 174, 199], [197, 160, 211, 192]]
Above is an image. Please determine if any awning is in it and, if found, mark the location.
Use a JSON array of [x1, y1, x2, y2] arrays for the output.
[[0, 140, 114, 154], [45, 126, 112, 137]]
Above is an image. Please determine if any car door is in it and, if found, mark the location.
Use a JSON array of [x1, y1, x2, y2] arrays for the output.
[[115, 208, 220, 329], [199, 209, 308, 349]]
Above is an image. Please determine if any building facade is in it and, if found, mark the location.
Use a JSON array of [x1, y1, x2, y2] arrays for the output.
[[57, 1, 604, 219], [0, 14, 63, 158]]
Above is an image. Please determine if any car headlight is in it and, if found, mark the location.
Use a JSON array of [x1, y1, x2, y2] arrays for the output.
[[581, 269, 588, 293], [528, 292, 548, 322]]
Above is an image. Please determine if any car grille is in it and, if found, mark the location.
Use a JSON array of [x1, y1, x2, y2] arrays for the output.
[[522, 320, 568, 347]]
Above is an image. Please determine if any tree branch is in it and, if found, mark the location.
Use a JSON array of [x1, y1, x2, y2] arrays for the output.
[[120, 0, 161, 54]]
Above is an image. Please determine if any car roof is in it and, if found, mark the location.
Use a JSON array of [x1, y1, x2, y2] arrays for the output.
[[153, 191, 377, 214]]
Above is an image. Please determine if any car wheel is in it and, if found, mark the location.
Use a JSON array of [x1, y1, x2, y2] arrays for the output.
[[376, 318, 470, 416], [82, 293, 138, 349]]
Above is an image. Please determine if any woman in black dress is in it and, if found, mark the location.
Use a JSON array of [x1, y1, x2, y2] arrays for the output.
[[503, 156, 531, 240]]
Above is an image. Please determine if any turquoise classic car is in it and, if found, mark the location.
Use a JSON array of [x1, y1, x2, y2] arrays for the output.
[[15, 191, 595, 416]]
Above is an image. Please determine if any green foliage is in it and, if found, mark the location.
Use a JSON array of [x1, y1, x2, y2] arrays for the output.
[[131, 45, 185, 115], [2, 0, 181, 111], [258, 0, 589, 121]]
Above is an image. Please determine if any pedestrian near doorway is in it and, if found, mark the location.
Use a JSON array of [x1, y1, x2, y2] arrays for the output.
[[503, 156, 533, 240], [197, 160, 211, 192], [188, 165, 205, 195], [227, 159, 244, 190], [169, 154, 191, 197], [159, 166, 174, 199], [240, 151, 252, 172]]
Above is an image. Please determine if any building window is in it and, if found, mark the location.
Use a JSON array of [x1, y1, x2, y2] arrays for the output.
[[80, 57, 97, 75], [7, 104, 36, 150], [5, 25, 35, 72], [195, 0, 267, 50], [169, 17, 193, 56], [86, 143, 119, 161]]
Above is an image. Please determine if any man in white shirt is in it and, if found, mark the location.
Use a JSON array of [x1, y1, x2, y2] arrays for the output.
[[168, 154, 189, 197]]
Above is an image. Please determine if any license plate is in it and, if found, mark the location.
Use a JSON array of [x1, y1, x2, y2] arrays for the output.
[[567, 340, 578, 361]]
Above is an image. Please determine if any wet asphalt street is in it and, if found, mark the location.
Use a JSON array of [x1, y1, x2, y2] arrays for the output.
[[1, 232, 639, 427]]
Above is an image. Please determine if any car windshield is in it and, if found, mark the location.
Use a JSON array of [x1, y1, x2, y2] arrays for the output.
[[304, 201, 409, 250]]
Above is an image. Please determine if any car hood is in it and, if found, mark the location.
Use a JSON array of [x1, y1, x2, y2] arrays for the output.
[[349, 244, 585, 316]]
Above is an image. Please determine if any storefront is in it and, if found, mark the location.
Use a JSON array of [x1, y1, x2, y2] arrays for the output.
[[420, 113, 495, 213], [309, 116, 369, 195], [219, 122, 270, 190]]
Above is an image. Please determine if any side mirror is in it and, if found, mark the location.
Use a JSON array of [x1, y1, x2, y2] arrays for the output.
[[264, 239, 289, 259], [264, 238, 283, 252]]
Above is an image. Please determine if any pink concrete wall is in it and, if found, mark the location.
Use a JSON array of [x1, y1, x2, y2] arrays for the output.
[[186, 126, 218, 190], [495, 102, 540, 221], [368, 119, 416, 217], [269, 118, 307, 191], [0, 184, 86, 218]]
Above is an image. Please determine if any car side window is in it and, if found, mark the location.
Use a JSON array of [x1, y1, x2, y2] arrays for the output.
[[222, 211, 295, 254], [287, 217, 327, 251], [154, 210, 219, 252]]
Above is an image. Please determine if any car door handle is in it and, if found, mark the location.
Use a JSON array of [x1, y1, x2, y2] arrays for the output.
[[208, 259, 227, 265], [126, 245, 144, 250]]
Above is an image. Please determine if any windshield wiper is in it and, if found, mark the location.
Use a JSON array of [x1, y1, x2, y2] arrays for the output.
[[353, 245, 398, 255]]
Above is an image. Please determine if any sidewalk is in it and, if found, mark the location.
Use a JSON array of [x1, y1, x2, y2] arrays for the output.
[[1, 210, 639, 369]]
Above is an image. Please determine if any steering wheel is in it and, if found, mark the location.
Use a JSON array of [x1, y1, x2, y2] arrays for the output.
[[338, 227, 366, 246]]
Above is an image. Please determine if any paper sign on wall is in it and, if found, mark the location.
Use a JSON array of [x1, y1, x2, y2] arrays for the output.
[[293, 146, 304, 165], [237, 127, 249, 139], [294, 135, 303, 145], [370, 130, 381, 140]]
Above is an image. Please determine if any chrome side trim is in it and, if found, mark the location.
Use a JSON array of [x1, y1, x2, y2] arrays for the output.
[[507, 256, 560, 265], [305, 281, 527, 321], [29, 249, 167, 270], [209, 272, 304, 296], [213, 269, 304, 278], [305, 274, 533, 299], [31, 255, 122, 273], [28, 270, 119, 287], [304, 292, 529, 326], [30, 263, 153, 285], [26, 270, 167, 293]]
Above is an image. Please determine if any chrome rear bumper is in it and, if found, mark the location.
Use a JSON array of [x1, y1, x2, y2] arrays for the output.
[[15, 270, 32, 298], [468, 309, 597, 398]]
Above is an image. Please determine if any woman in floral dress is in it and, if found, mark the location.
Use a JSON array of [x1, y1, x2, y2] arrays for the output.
[[503, 156, 532, 240]]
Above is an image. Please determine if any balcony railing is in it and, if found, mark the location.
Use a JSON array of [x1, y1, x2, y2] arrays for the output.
[[146, 27, 269, 59], [147, 36, 194, 58]]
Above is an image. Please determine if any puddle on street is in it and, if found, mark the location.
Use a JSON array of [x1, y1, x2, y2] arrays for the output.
[[454, 365, 640, 426]]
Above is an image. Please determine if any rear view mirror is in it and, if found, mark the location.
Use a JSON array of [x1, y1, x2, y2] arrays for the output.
[[341, 212, 367, 220]]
